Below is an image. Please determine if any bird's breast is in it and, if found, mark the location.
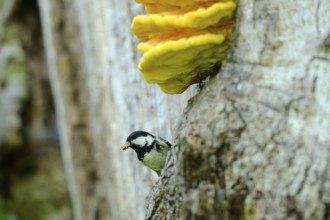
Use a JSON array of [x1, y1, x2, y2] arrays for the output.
[[141, 149, 167, 173]]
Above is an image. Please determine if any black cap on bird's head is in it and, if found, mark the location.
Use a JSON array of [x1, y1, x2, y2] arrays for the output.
[[122, 130, 155, 150]]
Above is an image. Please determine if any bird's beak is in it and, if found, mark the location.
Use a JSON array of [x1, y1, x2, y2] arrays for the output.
[[122, 142, 131, 150]]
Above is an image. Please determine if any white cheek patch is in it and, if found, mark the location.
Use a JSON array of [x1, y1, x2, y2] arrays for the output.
[[145, 135, 154, 146], [132, 136, 146, 146], [131, 135, 154, 147]]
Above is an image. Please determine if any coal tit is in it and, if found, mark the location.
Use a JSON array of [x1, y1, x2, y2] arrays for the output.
[[122, 131, 172, 175]]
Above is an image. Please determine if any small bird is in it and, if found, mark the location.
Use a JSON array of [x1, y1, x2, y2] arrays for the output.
[[122, 131, 172, 175]]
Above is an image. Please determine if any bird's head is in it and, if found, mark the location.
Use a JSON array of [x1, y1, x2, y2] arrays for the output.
[[122, 130, 171, 175], [122, 131, 155, 152]]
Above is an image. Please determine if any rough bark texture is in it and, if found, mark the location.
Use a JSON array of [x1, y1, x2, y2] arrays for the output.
[[146, 0, 330, 219]]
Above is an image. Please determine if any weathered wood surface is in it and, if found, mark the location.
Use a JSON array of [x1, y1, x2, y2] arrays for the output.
[[146, 0, 330, 219]]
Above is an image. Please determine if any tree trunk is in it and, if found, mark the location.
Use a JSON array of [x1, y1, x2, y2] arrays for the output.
[[146, 0, 330, 219]]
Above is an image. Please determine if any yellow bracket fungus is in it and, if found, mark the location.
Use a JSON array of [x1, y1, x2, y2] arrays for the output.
[[132, 0, 236, 94]]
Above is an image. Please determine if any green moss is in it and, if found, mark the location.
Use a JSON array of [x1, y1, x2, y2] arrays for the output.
[[0, 20, 27, 147], [3, 23, 20, 42], [0, 198, 13, 220], [1, 22, 27, 84], [5, 148, 72, 220]]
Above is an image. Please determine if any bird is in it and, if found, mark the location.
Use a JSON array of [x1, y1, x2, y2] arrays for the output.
[[122, 131, 172, 175]]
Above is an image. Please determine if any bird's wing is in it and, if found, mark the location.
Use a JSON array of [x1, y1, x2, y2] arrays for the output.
[[156, 137, 172, 150]]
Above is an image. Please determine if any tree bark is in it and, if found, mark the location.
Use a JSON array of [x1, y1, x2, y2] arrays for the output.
[[146, 0, 330, 219]]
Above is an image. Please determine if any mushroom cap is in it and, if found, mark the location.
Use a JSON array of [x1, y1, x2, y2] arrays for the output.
[[136, 0, 230, 13], [139, 32, 231, 94], [132, 1, 236, 41]]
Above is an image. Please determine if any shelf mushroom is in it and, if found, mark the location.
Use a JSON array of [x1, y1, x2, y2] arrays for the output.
[[132, 0, 236, 94]]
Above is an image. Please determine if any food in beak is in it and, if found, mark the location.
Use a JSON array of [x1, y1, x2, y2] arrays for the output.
[[122, 142, 131, 150]]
